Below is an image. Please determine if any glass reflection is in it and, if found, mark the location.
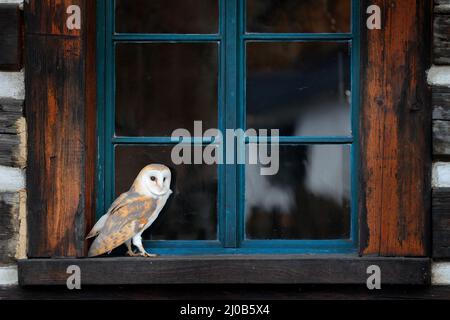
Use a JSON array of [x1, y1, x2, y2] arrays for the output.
[[246, 0, 351, 33], [247, 42, 351, 136], [116, 0, 219, 34], [115, 146, 218, 240], [245, 144, 350, 239], [115, 43, 218, 137]]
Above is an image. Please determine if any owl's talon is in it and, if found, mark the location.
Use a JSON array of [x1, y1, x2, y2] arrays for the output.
[[141, 252, 158, 258], [126, 250, 139, 257]]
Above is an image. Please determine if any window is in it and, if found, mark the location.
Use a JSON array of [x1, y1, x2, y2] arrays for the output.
[[21, 0, 431, 285], [97, 0, 360, 254]]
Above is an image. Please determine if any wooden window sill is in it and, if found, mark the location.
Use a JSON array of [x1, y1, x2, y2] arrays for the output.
[[18, 255, 430, 286]]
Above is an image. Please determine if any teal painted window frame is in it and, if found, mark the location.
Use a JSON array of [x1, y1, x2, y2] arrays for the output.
[[96, 0, 361, 255]]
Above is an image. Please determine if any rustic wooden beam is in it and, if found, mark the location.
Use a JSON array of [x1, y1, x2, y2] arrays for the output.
[[434, 14, 450, 65], [0, 99, 23, 135], [0, 134, 25, 168], [0, 4, 23, 71], [25, 0, 93, 258], [0, 193, 20, 265], [360, 0, 432, 256], [434, 120, 450, 156], [433, 188, 450, 258], [0, 99, 25, 167], [18, 256, 431, 286], [433, 87, 450, 120]]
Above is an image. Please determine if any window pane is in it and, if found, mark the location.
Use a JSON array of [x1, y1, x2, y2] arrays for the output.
[[245, 144, 351, 240], [116, 43, 218, 136], [115, 0, 219, 34], [247, 42, 351, 136], [115, 146, 218, 240], [246, 0, 351, 33]]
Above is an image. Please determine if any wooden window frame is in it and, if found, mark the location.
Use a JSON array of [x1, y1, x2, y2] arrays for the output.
[[98, 0, 359, 254], [19, 0, 432, 286]]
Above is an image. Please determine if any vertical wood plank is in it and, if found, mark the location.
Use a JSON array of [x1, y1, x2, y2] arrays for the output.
[[360, 0, 432, 256], [25, 0, 92, 257], [24, 0, 83, 36]]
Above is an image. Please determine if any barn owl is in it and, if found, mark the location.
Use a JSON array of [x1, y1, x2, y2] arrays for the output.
[[87, 164, 173, 257]]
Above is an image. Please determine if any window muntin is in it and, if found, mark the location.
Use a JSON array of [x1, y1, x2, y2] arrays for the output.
[[98, 0, 360, 254]]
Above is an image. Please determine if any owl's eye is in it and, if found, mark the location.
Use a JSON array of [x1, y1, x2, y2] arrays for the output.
[[150, 176, 156, 182], [163, 177, 166, 182]]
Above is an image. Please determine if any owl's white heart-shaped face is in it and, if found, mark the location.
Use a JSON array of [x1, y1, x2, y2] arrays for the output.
[[135, 164, 172, 198]]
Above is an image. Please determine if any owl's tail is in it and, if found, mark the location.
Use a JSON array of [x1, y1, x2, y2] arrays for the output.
[[86, 213, 109, 239]]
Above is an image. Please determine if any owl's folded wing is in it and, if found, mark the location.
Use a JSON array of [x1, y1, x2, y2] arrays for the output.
[[88, 195, 156, 257]]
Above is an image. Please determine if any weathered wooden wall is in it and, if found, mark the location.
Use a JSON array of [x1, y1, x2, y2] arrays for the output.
[[360, 0, 432, 256], [433, 1, 450, 259], [0, 98, 26, 265], [25, 0, 95, 258], [433, 188, 450, 257], [0, 99, 25, 168]]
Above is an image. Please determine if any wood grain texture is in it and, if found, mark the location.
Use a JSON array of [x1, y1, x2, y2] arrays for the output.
[[0, 134, 24, 168], [0, 99, 25, 167], [434, 14, 450, 64], [0, 4, 23, 70], [0, 99, 23, 135], [25, 0, 94, 258], [433, 188, 450, 258], [24, 0, 83, 36], [4, 283, 450, 300], [360, 0, 432, 256], [433, 120, 450, 156], [26, 34, 86, 258], [0, 193, 20, 265], [18, 256, 431, 286], [433, 87, 450, 120]]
